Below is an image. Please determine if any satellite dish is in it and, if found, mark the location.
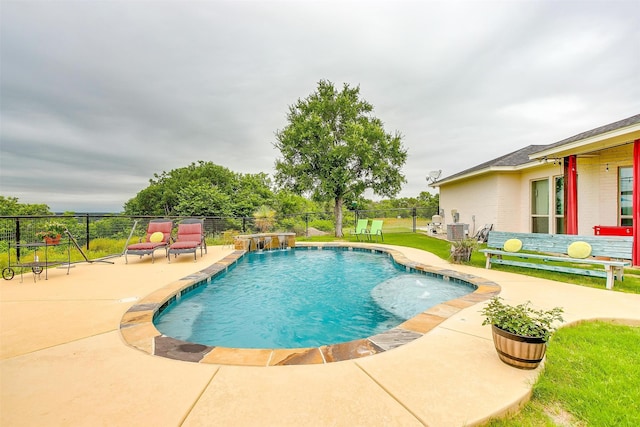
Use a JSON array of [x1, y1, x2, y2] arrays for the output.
[[426, 170, 442, 183]]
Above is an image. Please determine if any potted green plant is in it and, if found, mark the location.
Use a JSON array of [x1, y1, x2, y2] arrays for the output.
[[449, 237, 478, 263], [480, 297, 564, 369], [36, 221, 67, 245]]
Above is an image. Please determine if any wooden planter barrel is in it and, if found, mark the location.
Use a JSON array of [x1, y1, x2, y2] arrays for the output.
[[491, 325, 546, 370]]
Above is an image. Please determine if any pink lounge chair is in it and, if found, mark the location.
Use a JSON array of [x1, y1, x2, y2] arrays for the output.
[[125, 219, 173, 264], [167, 219, 207, 262]]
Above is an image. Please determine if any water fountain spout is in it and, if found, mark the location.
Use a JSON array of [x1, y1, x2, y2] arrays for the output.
[[278, 234, 287, 250], [252, 237, 261, 251]]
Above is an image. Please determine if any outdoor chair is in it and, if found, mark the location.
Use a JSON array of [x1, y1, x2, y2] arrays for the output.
[[428, 215, 444, 235], [167, 219, 207, 263], [474, 224, 493, 243], [351, 219, 369, 241], [124, 219, 173, 264], [366, 219, 384, 241]]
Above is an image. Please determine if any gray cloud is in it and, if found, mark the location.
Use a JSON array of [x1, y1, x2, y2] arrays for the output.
[[1, 0, 639, 212]]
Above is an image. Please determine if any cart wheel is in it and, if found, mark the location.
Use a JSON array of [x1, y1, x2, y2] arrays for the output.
[[32, 266, 43, 275], [2, 268, 15, 280]]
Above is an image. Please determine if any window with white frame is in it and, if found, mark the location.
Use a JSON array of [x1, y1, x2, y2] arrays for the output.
[[619, 166, 632, 226], [531, 178, 549, 233]]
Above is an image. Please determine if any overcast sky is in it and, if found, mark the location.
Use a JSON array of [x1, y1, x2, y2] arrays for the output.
[[1, 0, 639, 212]]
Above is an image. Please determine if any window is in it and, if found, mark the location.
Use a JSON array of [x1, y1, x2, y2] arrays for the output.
[[531, 179, 549, 233], [554, 176, 565, 234], [619, 167, 632, 226]]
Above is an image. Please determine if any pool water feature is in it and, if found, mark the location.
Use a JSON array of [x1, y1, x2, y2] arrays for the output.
[[154, 248, 474, 349]]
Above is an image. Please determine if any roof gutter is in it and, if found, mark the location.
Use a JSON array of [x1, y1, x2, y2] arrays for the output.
[[529, 123, 640, 160], [431, 161, 542, 188]]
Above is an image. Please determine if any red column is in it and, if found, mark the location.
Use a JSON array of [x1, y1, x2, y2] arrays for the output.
[[633, 140, 640, 266], [564, 155, 578, 235]]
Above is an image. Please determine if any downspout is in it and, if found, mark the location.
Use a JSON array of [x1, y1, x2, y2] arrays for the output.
[[633, 140, 640, 266], [564, 155, 578, 235]]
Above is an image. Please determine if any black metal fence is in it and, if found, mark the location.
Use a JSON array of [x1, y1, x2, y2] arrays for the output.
[[0, 215, 251, 252], [0, 207, 436, 262]]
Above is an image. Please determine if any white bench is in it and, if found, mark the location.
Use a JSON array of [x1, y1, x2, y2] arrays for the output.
[[480, 231, 633, 290]]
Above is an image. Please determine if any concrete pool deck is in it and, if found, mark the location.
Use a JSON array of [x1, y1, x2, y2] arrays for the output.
[[1, 243, 639, 426]]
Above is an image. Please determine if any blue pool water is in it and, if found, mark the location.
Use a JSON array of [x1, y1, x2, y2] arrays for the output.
[[154, 248, 474, 349]]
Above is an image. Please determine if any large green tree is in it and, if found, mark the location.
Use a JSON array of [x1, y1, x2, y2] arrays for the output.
[[274, 80, 407, 236], [123, 161, 274, 217], [173, 181, 232, 217]]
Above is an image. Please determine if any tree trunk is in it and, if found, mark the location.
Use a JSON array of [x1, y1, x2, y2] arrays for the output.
[[334, 196, 344, 237]]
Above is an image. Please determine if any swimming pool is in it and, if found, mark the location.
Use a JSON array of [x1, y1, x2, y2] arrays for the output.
[[120, 243, 501, 366], [153, 248, 474, 349]]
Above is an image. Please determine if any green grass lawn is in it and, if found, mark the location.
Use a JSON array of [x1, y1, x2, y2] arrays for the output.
[[484, 321, 640, 426]]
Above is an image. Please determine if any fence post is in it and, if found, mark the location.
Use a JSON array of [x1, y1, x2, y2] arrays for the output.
[[242, 217, 246, 232], [305, 213, 309, 237], [15, 217, 21, 262], [412, 207, 417, 233], [85, 213, 90, 250]]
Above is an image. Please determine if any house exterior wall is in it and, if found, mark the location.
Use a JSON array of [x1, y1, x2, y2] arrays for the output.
[[437, 141, 634, 236], [439, 164, 560, 233], [494, 173, 522, 232], [436, 119, 637, 265], [577, 156, 600, 235], [593, 144, 634, 228], [438, 174, 499, 235], [518, 163, 562, 233]]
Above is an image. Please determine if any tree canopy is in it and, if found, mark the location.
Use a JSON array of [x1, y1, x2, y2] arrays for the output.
[[274, 80, 407, 236], [123, 161, 275, 217], [0, 196, 52, 216]]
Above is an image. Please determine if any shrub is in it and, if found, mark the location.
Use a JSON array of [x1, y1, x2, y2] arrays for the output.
[[480, 297, 564, 342]]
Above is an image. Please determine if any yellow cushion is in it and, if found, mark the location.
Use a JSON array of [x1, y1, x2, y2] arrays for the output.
[[149, 231, 164, 243], [503, 239, 522, 252], [568, 241, 592, 259]]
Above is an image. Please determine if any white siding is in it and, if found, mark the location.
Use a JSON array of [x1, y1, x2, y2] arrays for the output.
[[438, 174, 499, 235], [495, 173, 523, 232], [593, 145, 634, 228], [577, 156, 600, 234]]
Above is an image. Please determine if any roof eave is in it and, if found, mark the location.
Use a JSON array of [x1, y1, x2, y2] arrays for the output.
[[431, 161, 542, 187], [529, 123, 640, 160]]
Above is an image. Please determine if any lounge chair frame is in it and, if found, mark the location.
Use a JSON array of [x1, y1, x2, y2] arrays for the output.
[[168, 219, 207, 262], [366, 220, 384, 242], [352, 219, 369, 241], [124, 219, 173, 264]]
